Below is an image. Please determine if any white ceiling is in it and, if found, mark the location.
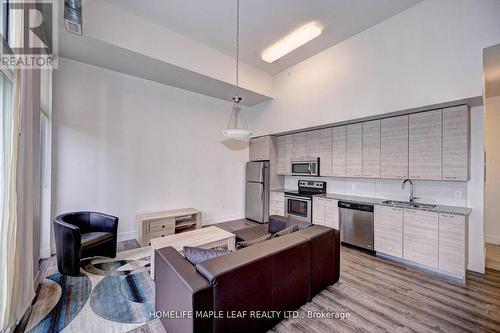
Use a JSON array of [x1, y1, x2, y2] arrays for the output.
[[102, 0, 422, 75]]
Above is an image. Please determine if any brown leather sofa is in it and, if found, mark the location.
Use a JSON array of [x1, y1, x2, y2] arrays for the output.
[[155, 218, 340, 333]]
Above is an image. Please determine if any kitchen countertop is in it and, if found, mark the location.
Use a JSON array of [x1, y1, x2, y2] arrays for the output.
[[270, 189, 471, 216], [317, 193, 471, 216]]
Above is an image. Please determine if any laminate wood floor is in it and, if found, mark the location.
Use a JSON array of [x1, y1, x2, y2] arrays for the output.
[[270, 246, 500, 333]]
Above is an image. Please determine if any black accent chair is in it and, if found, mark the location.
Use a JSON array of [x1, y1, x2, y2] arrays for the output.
[[53, 212, 119, 276]]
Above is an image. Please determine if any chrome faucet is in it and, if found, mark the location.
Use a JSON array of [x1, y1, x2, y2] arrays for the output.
[[401, 179, 419, 203]]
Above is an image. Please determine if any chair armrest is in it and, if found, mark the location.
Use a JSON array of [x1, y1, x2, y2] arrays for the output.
[[53, 218, 82, 275], [89, 212, 119, 235]]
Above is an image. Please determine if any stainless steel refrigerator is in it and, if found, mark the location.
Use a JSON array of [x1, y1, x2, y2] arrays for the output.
[[245, 161, 269, 223]]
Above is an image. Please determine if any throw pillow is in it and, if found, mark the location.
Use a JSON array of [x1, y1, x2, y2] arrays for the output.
[[183, 246, 229, 266], [273, 224, 299, 237], [236, 233, 272, 249]]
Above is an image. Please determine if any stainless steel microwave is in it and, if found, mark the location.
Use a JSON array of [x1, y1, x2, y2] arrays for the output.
[[290, 158, 319, 176]]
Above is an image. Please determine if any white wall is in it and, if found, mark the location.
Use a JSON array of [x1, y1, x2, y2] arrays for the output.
[[53, 58, 248, 241], [248, 0, 500, 135], [485, 96, 500, 244]]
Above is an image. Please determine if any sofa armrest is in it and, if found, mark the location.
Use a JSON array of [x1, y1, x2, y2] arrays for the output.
[[155, 247, 213, 333], [296, 226, 340, 298]]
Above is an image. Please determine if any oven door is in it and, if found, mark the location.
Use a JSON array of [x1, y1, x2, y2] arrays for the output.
[[285, 195, 312, 223]]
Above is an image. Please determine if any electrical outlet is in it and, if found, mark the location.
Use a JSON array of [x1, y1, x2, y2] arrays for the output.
[[454, 191, 463, 199], [351, 184, 357, 191]]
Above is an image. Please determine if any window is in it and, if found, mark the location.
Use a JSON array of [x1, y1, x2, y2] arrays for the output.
[[0, 0, 9, 45]]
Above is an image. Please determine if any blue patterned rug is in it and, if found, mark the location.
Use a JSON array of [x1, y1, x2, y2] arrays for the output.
[[26, 247, 154, 333]]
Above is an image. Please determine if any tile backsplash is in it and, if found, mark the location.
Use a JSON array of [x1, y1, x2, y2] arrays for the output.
[[285, 176, 468, 207]]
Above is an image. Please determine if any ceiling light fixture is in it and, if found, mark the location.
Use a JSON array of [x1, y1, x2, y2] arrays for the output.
[[222, 0, 252, 141], [261, 22, 323, 64]]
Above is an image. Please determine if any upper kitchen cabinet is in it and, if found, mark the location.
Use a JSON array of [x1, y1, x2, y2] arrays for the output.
[[443, 106, 470, 181], [292, 132, 306, 160], [409, 110, 442, 180], [319, 128, 333, 176], [277, 136, 286, 175], [284, 135, 293, 175], [305, 130, 320, 158], [249, 136, 271, 161], [346, 124, 363, 177], [381, 116, 408, 179], [363, 120, 381, 178], [332, 126, 347, 177]]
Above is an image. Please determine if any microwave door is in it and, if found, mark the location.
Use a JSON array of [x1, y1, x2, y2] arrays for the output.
[[292, 163, 311, 175]]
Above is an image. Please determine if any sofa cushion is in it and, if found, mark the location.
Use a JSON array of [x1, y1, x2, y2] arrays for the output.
[[274, 224, 299, 237], [236, 233, 272, 249], [269, 215, 311, 234], [81, 232, 113, 248], [183, 246, 229, 266], [233, 225, 269, 242]]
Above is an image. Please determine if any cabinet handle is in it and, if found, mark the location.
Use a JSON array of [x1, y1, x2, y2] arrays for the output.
[[406, 209, 416, 214], [444, 176, 458, 180], [391, 208, 402, 212], [441, 213, 457, 218]]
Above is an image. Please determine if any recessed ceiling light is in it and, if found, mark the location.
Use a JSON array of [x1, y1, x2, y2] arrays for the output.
[[261, 22, 323, 64]]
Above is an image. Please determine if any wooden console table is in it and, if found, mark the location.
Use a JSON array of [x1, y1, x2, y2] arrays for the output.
[[136, 208, 202, 246]]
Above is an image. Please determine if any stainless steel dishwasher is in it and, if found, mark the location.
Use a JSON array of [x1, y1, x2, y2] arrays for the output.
[[338, 201, 374, 251]]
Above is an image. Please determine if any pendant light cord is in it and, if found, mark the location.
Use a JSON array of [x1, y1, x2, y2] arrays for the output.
[[235, 0, 240, 95]]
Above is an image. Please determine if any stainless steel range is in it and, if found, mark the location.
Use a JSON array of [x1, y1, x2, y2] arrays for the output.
[[284, 180, 326, 223]]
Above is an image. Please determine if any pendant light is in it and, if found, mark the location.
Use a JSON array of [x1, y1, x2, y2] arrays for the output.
[[222, 0, 252, 141]]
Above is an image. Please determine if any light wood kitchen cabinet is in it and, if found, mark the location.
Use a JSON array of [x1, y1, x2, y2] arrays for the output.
[[403, 209, 439, 268], [305, 130, 320, 158], [270, 191, 285, 216], [277, 136, 285, 175], [249, 136, 271, 161], [313, 197, 338, 229], [284, 135, 293, 175], [381, 116, 408, 179], [312, 197, 325, 225], [374, 205, 403, 258], [346, 123, 363, 177], [319, 128, 333, 176], [332, 126, 347, 177], [439, 213, 466, 277], [443, 106, 469, 181], [292, 132, 306, 160], [362, 120, 381, 178], [409, 110, 442, 180], [324, 198, 339, 229]]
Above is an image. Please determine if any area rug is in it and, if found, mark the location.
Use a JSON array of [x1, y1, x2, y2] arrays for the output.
[[26, 247, 154, 333]]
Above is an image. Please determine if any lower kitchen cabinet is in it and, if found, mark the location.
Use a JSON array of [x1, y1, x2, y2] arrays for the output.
[[313, 197, 338, 229], [270, 192, 285, 216], [374, 205, 403, 258], [439, 213, 467, 277], [312, 197, 325, 225], [403, 209, 439, 268]]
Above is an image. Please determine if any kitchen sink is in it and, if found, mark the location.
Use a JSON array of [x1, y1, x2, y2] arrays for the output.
[[382, 200, 436, 209]]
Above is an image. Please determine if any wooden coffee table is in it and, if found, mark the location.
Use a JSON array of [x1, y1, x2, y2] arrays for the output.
[[149, 226, 236, 279]]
